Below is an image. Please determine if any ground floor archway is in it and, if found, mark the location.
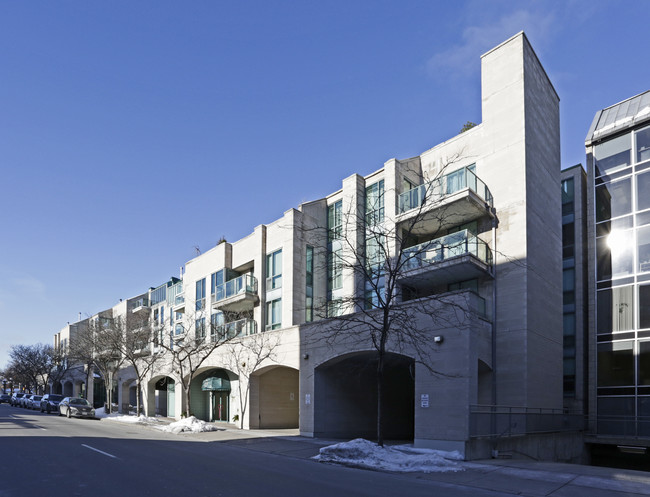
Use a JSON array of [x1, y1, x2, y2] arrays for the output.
[[190, 369, 236, 422], [314, 352, 414, 440], [252, 366, 299, 429]]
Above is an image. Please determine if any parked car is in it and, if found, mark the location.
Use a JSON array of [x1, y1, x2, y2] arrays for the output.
[[29, 395, 43, 410], [40, 394, 64, 414], [0, 393, 11, 403], [10, 393, 25, 406], [21, 394, 34, 408], [59, 397, 95, 419]]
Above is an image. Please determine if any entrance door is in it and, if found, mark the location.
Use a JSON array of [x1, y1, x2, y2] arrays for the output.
[[212, 391, 229, 422]]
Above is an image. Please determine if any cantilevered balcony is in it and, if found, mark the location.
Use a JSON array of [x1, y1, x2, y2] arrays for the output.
[[211, 274, 258, 312], [171, 293, 185, 313], [397, 166, 494, 235], [132, 298, 149, 313], [211, 318, 257, 341], [398, 229, 493, 288]]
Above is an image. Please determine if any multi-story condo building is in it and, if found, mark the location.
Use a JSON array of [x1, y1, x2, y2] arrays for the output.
[[53, 32, 579, 460], [584, 90, 650, 459]]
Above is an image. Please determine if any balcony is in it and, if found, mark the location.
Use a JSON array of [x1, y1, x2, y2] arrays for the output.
[[172, 293, 185, 313], [398, 230, 493, 288], [132, 298, 150, 313], [397, 166, 494, 235], [211, 318, 257, 341], [211, 274, 258, 312]]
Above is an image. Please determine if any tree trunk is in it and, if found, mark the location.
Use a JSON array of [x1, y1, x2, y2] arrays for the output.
[[377, 350, 385, 447]]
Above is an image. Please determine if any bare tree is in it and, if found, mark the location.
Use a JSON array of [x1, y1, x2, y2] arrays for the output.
[[221, 330, 280, 428], [306, 156, 494, 446], [6, 343, 63, 394], [158, 306, 247, 418], [109, 312, 162, 416], [69, 315, 124, 413]]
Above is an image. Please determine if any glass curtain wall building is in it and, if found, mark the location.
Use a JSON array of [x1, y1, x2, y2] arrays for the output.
[[586, 90, 650, 439]]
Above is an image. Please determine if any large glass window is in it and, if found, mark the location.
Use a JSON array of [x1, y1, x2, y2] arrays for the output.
[[597, 285, 634, 333], [596, 178, 632, 222], [365, 180, 385, 226], [640, 285, 650, 329], [562, 222, 575, 259], [266, 298, 281, 330], [328, 246, 343, 291], [266, 249, 282, 291], [636, 126, 650, 163], [596, 229, 634, 280], [639, 341, 650, 386], [598, 341, 634, 387], [328, 200, 343, 241], [594, 133, 631, 176], [195, 317, 206, 343], [195, 278, 206, 310], [637, 171, 650, 212], [638, 225, 650, 273]]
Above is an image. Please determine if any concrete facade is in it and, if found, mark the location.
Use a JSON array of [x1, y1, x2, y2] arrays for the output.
[[52, 32, 570, 460]]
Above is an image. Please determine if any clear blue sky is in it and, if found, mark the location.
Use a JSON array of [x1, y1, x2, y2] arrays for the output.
[[1, 0, 649, 368]]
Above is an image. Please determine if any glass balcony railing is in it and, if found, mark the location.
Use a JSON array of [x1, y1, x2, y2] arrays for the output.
[[399, 166, 493, 213], [211, 318, 257, 341], [132, 298, 149, 309], [173, 293, 185, 306], [402, 229, 492, 271], [213, 274, 257, 302]]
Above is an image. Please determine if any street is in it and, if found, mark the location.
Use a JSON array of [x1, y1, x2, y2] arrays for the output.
[[0, 404, 505, 497]]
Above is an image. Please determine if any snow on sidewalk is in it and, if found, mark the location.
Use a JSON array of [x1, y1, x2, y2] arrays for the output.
[[314, 438, 465, 473]]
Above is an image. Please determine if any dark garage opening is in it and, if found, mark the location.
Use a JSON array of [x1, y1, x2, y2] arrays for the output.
[[314, 352, 414, 440]]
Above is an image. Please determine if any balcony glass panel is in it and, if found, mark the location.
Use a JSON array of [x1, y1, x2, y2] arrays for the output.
[[398, 166, 493, 213], [402, 230, 492, 270], [211, 319, 257, 341], [213, 274, 257, 302]]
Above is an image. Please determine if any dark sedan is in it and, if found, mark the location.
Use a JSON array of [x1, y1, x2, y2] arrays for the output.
[[0, 394, 11, 403], [40, 394, 64, 414], [59, 397, 95, 419]]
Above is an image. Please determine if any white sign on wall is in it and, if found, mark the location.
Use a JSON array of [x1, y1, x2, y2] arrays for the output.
[[420, 394, 429, 408], [305, 394, 311, 405]]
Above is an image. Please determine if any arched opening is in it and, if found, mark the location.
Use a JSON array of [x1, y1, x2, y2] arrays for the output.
[[253, 366, 299, 429], [146, 375, 176, 418], [314, 352, 415, 440], [63, 381, 73, 397], [190, 369, 236, 422]]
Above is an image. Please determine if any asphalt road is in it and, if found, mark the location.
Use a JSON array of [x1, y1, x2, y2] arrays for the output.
[[0, 403, 513, 497]]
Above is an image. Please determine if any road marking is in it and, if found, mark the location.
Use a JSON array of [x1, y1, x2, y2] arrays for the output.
[[81, 444, 118, 459]]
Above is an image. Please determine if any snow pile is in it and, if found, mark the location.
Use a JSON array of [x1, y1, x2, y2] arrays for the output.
[[314, 439, 465, 473], [158, 416, 218, 434]]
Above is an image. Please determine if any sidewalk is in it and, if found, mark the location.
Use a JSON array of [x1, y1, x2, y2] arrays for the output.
[[196, 427, 650, 497], [123, 417, 650, 497]]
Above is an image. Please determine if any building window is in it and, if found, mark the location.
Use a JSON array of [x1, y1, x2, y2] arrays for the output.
[[597, 285, 634, 333], [563, 268, 575, 305], [596, 177, 632, 223], [328, 200, 343, 241], [594, 133, 631, 177], [266, 249, 282, 291], [638, 170, 650, 212], [196, 278, 206, 311], [598, 341, 634, 387], [638, 225, 650, 273], [266, 299, 281, 330], [210, 312, 224, 341], [561, 178, 574, 217], [596, 229, 634, 281], [636, 126, 650, 163], [640, 285, 650, 329], [365, 180, 384, 226], [562, 222, 575, 259], [195, 317, 206, 343], [306, 246, 314, 322], [639, 341, 650, 385], [328, 246, 342, 291]]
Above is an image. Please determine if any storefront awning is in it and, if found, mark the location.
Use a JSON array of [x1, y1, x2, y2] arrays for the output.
[[201, 377, 230, 391]]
